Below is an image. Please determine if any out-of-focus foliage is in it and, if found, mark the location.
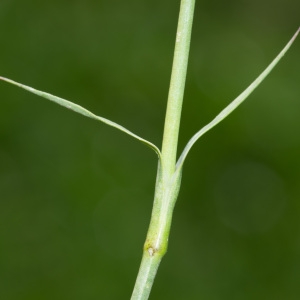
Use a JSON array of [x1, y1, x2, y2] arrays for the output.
[[0, 0, 299, 299]]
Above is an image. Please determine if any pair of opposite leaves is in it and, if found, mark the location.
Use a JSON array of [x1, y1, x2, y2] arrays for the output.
[[0, 28, 299, 174]]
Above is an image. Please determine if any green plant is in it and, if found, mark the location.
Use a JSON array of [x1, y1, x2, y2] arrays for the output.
[[1, 0, 299, 299]]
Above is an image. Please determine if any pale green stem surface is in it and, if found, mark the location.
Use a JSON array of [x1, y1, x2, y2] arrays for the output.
[[161, 0, 196, 177], [130, 0, 195, 299]]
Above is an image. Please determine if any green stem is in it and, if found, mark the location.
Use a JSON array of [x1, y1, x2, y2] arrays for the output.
[[130, 0, 195, 299], [161, 0, 196, 176], [130, 253, 162, 300]]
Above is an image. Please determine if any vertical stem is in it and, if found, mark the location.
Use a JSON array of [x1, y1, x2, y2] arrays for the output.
[[161, 0, 196, 176], [130, 253, 162, 300], [130, 0, 195, 299]]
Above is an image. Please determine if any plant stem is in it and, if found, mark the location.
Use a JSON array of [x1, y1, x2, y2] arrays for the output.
[[161, 0, 196, 176], [130, 1, 195, 299]]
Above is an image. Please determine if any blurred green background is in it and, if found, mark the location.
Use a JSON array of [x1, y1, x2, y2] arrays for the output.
[[0, 0, 299, 299]]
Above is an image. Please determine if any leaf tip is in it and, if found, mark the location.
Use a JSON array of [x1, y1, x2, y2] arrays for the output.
[[293, 27, 300, 41]]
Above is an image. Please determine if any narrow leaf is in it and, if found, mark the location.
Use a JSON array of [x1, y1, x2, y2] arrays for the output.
[[176, 27, 300, 171], [0, 76, 161, 159]]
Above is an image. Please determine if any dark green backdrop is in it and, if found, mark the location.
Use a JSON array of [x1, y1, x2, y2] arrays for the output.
[[0, 0, 299, 299]]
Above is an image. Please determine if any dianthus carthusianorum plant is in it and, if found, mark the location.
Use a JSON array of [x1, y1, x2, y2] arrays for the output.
[[1, 0, 299, 299]]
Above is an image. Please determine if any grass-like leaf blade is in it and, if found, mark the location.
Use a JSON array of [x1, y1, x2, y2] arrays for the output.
[[176, 27, 300, 171], [0, 76, 162, 159]]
